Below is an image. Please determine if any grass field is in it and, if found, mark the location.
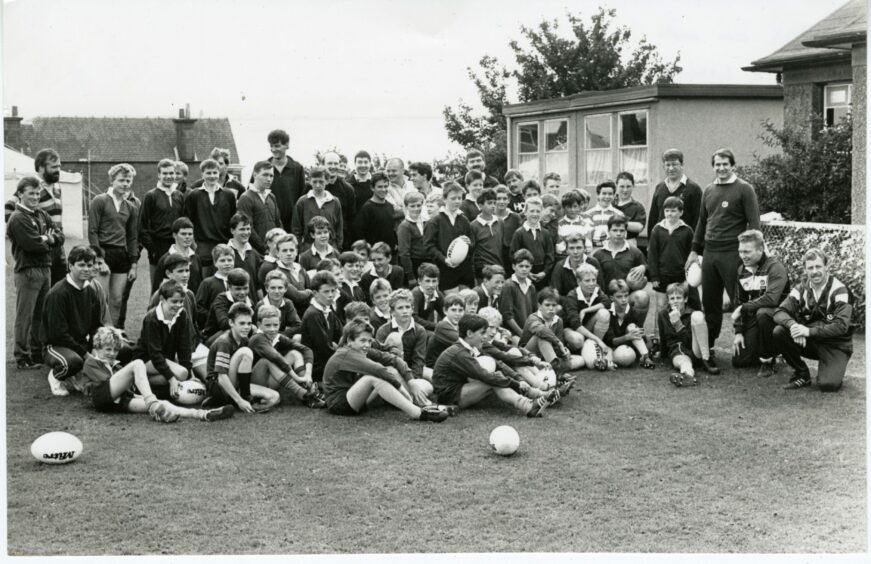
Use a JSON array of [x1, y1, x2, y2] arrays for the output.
[[4, 240, 867, 555]]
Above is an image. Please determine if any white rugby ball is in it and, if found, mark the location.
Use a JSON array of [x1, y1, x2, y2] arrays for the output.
[[476, 355, 497, 373], [31, 431, 83, 465], [686, 262, 702, 288], [172, 379, 207, 406], [489, 425, 520, 456], [446, 237, 470, 265], [581, 340, 603, 368], [613, 345, 637, 367]]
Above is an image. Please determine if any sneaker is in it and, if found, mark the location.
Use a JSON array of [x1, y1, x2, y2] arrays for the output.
[[252, 400, 272, 414], [436, 404, 460, 416], [47, 370, 69, 397], [669, 372, 698, 387], [526, 395, 550, 418], [649, 337, 661, 359], [702, 357, 720, 375], [640, 355, 655, 369], [783, 374, 812, 390], [756, 361, 776, 378], [303, 391, 327, 409], [149, 401, 180, 423], [557, 378, 576, 397], [204, 404, 235, 421], [16, 357, 41, 370], [419, 405, 448, 423]]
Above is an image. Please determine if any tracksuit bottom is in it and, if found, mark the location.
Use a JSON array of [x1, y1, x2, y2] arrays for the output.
[[772, 326, 851, 392]]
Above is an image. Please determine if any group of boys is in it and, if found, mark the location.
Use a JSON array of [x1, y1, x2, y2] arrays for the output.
[[6, 139, 856, 423]]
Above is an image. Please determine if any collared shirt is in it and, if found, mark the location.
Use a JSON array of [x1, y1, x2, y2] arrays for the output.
[[305, 189, 335, 209], [715, 174, 738, 185], [93, 355, 121, 375], [260, 295, 288, 310], [390, 318, 417, 336], [475, 215, 498, 233], [665, 174, 688, 192], [252, 187, 273, 204], [522, 221, 541, 240], [15, 202, 35, 214], [276, 260, 303, 282], [200, 183, 221, 205], [655, 219, 688, 234], [106, 188, 126, 213], [386, 180, 415, 210], [224, 291, 252, 307], [309, 298, 333, 321], [374, 307, 390, 321], [227, 239, 254, 257], [442, 209, 461, 226], [610, 302, 631, 317], [480, 285, 497, 307], [214, 271, 230, 291], [534, 310, 559, 328], [458, 338, 480, 357], [65, 274, 91, 290], [156, 183, 176, 205], [352, 171, 372, 183], [601, 241, 631, 257], [511, 274, 532, 294], [310, 244, 333, 259], [576, 286, 601, 306], [405, 214, 425, 235], [168, 244, 195, 258], [155, 303, 183, 329]]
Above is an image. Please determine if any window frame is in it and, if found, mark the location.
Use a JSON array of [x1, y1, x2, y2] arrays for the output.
[[543, 118, 570, 186], [617, 109, 649, 185], [824, 82, 852, 127], [584, 112, 613, 187]]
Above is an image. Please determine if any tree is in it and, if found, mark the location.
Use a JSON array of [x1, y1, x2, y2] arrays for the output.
[[443, 8, 682, 180]]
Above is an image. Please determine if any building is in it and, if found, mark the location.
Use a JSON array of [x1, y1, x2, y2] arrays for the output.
[[744, 0, 866, 224], [502, 84, 783, 233], [3, 106, 239, 214]]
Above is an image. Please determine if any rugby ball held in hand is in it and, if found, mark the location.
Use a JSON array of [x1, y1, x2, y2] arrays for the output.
[[31, 431, 83, 464], [172, 379, 207, 406], [446, 237, 469, 266], [686, 262, 702, 288], [626, 269, 648, 291]]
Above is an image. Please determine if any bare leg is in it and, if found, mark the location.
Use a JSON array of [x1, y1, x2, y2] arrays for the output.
[[346, 375, 421, 418]]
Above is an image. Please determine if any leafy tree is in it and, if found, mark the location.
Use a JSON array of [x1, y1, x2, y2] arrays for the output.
[[443, 8, 682, 180], [740, 116, 852, 224]]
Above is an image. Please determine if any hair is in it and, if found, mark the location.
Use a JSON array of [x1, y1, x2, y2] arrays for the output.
[[575, 188, 592, 205], [464, 169, 485, 186], [369, 278, 392, 298], [458, 313, 488, 337], [265, 227, 288, 248], [353, 150, 371, 162], [477, 306, 502, 326], [537, 288, 559, 304], [596, 180, 616, 194], [227, 268, 250, 287], [199, 158, 220, 172], [408, 162, 433, 181], [307, 216, 333, 238], [443, 293, 466, 311], [524, 196, 543, 210], [575, 262, 599, 280], [561, 191, 583, 208], [67, 245, 97, 265], [157, 158, 176, 171], [230, 213, 251, 230], [316, 258, 341, 272], [16, 176, 40, 194], [264, 269, 288, 288], [370, 242, 392, 259], [607, 216, 628, 230], [615, 171, 635, 185], [339, 251, 363, 267], [311, 270, 339, 291], [211, 243, 234, 262], [503, 169, 523, 182], [459, 288, 480, 308], [513, 248, 534, 265], [404, 191, 425, 206], [174, 161, 189, 175], [90, 245, 105, 260], [158, 279, 186, 301], [34, 148, 60, 172], [482, 264, 506, 280], [228, 302, 254, 321], [275, 234, 298, 251], [309, 166, 327, 180], [257, 304, 281, 322], [607, 279, 630, 296], [371, 171, 389, 187], [209, 148, 231, 163], [388, 288, 414, 310], [803, 247, 829, 266], [108, 163, 136, 180], [443, 182, 465, 198], [477, 188, 497, 205], [494, 185, 511, 198], [253, 161, 273, 174], [172, 217, 194, 233], [666, 282, 688, 298], [339, 319, 375, 346], [425, 191, 444, 205], [737, 229, 765, 249], [350, 241, 371, 257], [542, 172, 561, 185], [344, 301, 371, 320], [521, 179, 541, 196], [541, 194, 560, 209], [92, 326, 125, 352], [465, 149, 485, 162], [711, 147, 736, 166], [662, 196, 684, 211], [418, 262, 440, 280], [162, 253, 190, 274], [565, 233, 586, 248], [268, 129, 290, 145], [662, 149, 684, 164]]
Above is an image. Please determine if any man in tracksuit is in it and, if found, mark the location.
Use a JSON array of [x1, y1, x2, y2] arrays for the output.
[[686, 148, 760, 354]]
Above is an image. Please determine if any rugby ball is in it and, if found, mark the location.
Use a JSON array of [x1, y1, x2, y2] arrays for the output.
[[446, 237, 470, 266], [489, 425, 520, 456], [476, 355, 497, 373], [613, 345, 637, 367], [172, 379, 207, 406], [686, 262, 702, 288], [626, 270, 648, 291], [581, 340, 603, 368], [31, 431, 83, 465], [506, 347, 523, 359]]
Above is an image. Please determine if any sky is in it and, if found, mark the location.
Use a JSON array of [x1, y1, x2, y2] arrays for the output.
[[2, 0, 848, 175]]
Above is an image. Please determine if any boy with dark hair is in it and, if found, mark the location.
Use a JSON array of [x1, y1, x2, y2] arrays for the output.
[[322, 151, 356, 249], [433, 314, 560, 417], [509, 196, 555, 290], [202, 268, 255, 344], [503, 169, 526, 213], [461, 149, 500, 188], [411, 263, 444, 332], [614, 172, 647, 246], [139, 158, 185, 281], [151, 217, 202, 294], [133, 280, 195, 389], [494, 185, 524, 273], [352, 171, 396, 248], [397, 191, 428, 287], [336, 251, 366, 322], [659, 283, 716, 387], [292, 166, 344, 250], [460, 170, 485, 221], [500, 249, 537, 338], [474, 264, 505, 310], [298, 216, 339, 274], [424, 182, 474, 291], [648, 149, 703, 239], [540, 193, 561, 243], [183, 158, 237, 278], [300, 271, 343, 383], [550, 233, 602, 298], [191, 148, 247, 199], [360, 242, 405, 298], [347, 150, 374, 205], [257, 270, 303, 339], [469, 188, 502, 281], [424, 293, 465, 372], [593, 216, 650, 327], [555, 190, 591, 259], [227, 212, 264, 302], [376, 289, 431, 403], [263, 129, 307, 232], [521, 180, 541, 201], [603, 279, 655, 369], [195, 244, 236, 326], [583, 180, 624, 249], [237, 160, 281, 254], [520, 289, 583, 377]]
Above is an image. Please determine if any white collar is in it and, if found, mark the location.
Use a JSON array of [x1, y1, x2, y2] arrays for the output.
[[65, 274, 91, 290], [458, 338, 480, 357], [310, 244, 333, 258], [522, 221, 541, 232], [610, 302, 631, 316], [215, 271, 229, 281], [264, 255, 277, 263], [15, 202, 35, 213], [535, 311, 558, 327], [390, 318, 416, 334], [405, 213, 424, 226], [374, 308, 390, 319], [344, 279, 359, 290], [577, 286, 600, 303], [252, 187, 273, 200], [261, 295, 287, 309], [310, 300, 332, 314], [562, 257, 586, 271], [156, 303, 183, 328], [168, 244, 195, 257], [157, 183, 176, 195], [442, 209, 461, 223], [353, 171, 371, 182], [200, 183, 221, 193], [715, 174, 738, 185], [655, 219, 688, 233], [228, 239, 253, 254], [603, 241, 630, 255], [107, 187, 126, 204], [421, 289, 439, 303], [511, 274, 531, 292], [306, 190, 334, 203], [665, 174, 688, 190], [224, 291, 252, 306], [475, 215, 497, 227]]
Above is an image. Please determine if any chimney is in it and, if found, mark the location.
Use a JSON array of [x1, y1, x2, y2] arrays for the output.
[[173, 105, 197, 162], [4, 106, 23, 151]]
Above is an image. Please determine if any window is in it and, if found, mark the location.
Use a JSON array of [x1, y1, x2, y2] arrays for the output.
[[584, 114, 611, 186], [619, 110, 648, 185], [517, 122, 539, 181], [544, 119, 569, 185], [825, 83, 852, 127]]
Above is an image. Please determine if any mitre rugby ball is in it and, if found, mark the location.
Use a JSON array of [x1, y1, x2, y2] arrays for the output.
[[581, 340, 603, 369], [172, 379, 207, 406], [686, 262, 702, 288], [489, 425, 520, 456], [613, 345, 637, 367], [446, 237, 470, 265], [476, 355, 497, 373], [31, 431, 83, 465]]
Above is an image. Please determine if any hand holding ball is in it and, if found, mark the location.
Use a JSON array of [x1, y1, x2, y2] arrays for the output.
[[446, 237, 469, 268], [686, 262, 702, 288]]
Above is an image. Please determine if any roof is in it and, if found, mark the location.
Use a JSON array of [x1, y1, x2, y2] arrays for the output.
[[16, 116, 238, 162], [501, 84, 783, 118], [745, 0, 866, 72]]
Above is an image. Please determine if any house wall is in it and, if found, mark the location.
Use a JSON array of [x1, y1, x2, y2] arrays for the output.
[[781, 61, 852, 138], [852, 44, 866, 225]]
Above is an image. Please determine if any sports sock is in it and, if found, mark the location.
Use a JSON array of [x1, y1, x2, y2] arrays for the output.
[[238, 372, 252, 399], [279, 374, 307, 399]]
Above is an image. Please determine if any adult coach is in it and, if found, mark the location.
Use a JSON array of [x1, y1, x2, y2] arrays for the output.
[[323, 151, 356, 250], [647, 149, 703, 236], [730, 230, 790, 375], [458, 149, 499, 188], [686, 148, 760, 351], [773, 248, 854, 391], [260, 129, 306, 232]]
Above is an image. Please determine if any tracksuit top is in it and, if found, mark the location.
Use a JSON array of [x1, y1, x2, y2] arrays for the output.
[[8, 204, 63, 271], [773, 276, 854, 352], [733, 254, 790, 335]]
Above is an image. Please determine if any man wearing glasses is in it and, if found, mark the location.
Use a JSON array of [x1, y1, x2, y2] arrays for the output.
[[646, 148, 703, 235]]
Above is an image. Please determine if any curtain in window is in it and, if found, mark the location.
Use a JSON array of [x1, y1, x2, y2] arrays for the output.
[[518, 154, 540, 182], [620, 148, 648, 185], [585, 150, 610, 186], [545, 152, 568, 184]]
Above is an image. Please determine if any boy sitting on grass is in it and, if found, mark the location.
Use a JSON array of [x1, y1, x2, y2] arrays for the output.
[[561, 263, 612, 355], [249, 304, 325, 408], [134, 280, 195, 393], [376, 289, 432, 406], [202, 268, 254, 345], [500, 249, 537, 339], [256, 270, 303, 339], [66, 326, 233, 422], [479, 306, 555, 393], [195, 244, 235, 326], [433, 314, 561, 417], [603, 279, 655, 369], [300, 271, 343, 384], [658, 282, 717, 388], [411, 263, 444, 332], [519, 289, 582, 389]]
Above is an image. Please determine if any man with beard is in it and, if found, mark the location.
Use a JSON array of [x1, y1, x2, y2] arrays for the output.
[[458, 149, 499, 189], [322, 151, 356, 250], [190, 147, 246, 199]]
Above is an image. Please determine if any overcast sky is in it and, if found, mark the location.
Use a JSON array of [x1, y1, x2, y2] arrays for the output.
[[2, 0, 847, 171]]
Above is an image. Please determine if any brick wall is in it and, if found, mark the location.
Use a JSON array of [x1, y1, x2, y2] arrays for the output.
[[851, 44, 866, 225]]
